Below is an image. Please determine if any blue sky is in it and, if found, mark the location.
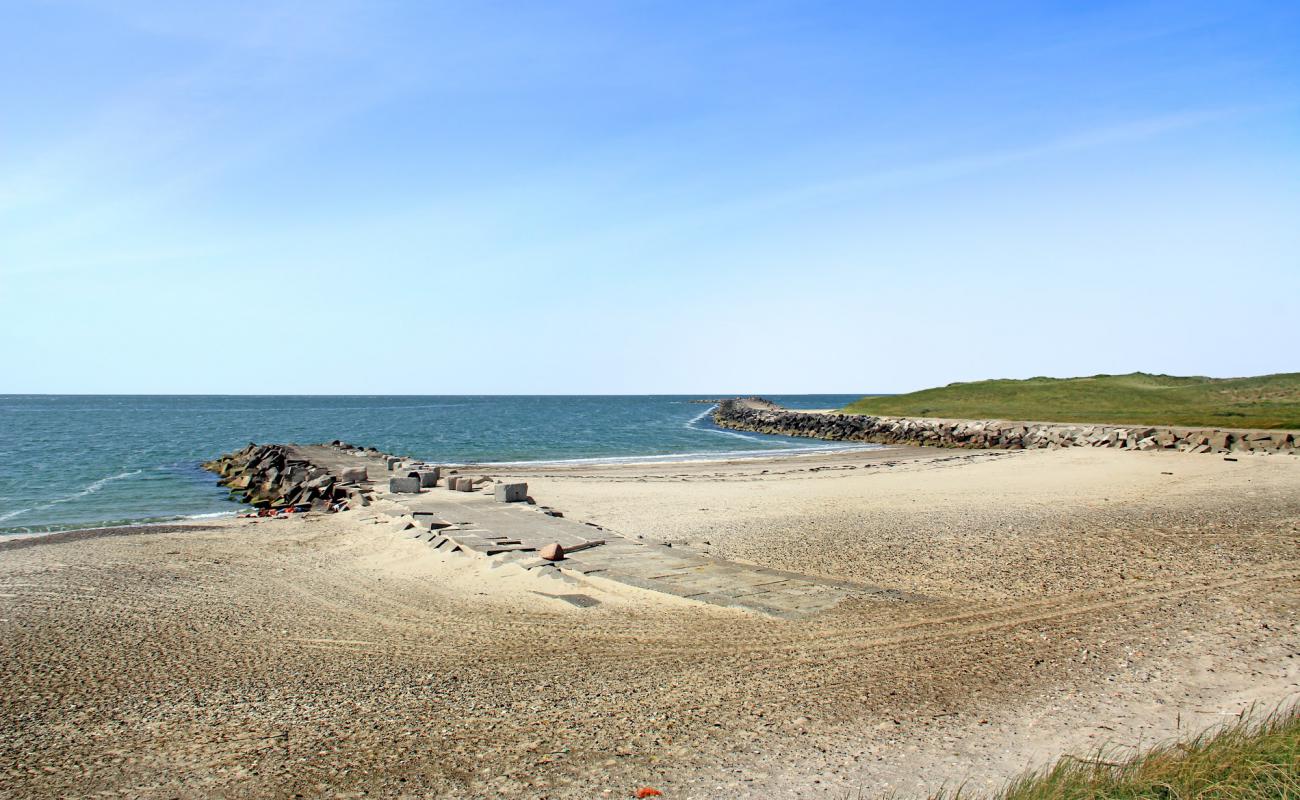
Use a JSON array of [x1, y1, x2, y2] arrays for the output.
[[1, 0, 1297, 394]]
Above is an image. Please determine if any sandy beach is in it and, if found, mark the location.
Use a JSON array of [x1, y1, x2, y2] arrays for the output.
[[2, 446, 1297, 799]]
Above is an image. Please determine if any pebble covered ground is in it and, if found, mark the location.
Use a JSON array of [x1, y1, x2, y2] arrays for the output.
[[1, 448, 1297, 798]]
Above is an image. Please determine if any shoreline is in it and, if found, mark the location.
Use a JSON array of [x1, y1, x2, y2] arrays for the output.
[[465, 441, 889, 468], [1, 441, 892, 541], [0, 522, 222, 551], [0, 513, 238, 544]]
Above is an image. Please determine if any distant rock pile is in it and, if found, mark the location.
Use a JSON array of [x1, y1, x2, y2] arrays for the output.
[[202, 442, 375, 513], [713, 399, 1299, 455]]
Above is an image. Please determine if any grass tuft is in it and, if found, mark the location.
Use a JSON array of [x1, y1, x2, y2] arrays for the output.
[[928, 703, 1300, 800]]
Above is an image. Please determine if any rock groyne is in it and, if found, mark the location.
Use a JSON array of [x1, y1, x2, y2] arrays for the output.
[[203, 442, 377, 513], [712, 398, 1300, 455]]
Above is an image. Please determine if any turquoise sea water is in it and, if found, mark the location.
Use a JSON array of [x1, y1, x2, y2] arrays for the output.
[[0, 395, 871, 535]]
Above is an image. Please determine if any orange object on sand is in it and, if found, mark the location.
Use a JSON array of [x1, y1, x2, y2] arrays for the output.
[[635, 789, 662, 798]]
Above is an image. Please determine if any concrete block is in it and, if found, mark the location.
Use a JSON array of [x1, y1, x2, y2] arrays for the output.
[[495, 482, 528, 503], [455, 477, 474, 492], [389, 476, 420, 493], [418, 468, 441, 488], [386, 457, 400, 471], [339, 466, 368, 483]]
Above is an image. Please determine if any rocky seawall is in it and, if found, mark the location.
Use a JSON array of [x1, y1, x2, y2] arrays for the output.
[[713, 398, 1300, 455], [203, 442, 376, 513]]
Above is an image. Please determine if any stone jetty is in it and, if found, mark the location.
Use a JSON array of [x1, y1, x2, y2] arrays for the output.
[[203, 441, 379, 512], [713, 398, 1300, 455]]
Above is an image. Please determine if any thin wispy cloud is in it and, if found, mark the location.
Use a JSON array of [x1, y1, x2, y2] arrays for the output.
[[756, 106, 1268, 212]]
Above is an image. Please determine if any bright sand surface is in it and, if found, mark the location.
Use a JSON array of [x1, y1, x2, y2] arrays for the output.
[[2, 446, 1297, 798]]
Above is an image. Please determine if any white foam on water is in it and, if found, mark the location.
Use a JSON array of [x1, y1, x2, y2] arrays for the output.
[[698, 426, 772, 443], [683, 403, 775, 444], [0, 507, 32, 524], [1, 509, 239, 539], [182, 511, 236, 520], [0, 469, 143, 523], [685, 405, 715, 425]]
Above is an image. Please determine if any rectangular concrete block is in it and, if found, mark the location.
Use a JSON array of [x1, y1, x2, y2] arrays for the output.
[[418, 467, 441, 488], [455, 477, 474, 492], [339, 466, 368, 483], [495, 482, 527, 503], [389, 476, 421, 493], [386, 457, 400, 471]]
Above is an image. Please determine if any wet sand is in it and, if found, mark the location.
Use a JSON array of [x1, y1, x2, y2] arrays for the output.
[[1, 446, 1297, 798]]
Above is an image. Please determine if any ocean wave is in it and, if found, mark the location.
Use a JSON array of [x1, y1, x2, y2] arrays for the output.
[[694, 425, 772, 443], [0, 508, 236, 537], [0, 507, 31, 524], [683, 404, 773, 444], [685, 405, 716, 426], [0, 469, 143, 524]]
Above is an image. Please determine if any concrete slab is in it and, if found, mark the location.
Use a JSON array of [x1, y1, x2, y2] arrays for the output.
[[289, 443, 914, 619]]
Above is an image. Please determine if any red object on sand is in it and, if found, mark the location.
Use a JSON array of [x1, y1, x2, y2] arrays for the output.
[[635, 789, 662, 798]]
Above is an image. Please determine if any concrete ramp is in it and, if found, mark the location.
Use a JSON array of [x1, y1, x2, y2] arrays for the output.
[[291, 444, 911, 618]]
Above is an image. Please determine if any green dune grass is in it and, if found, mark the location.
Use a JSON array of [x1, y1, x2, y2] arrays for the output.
[[936, 703, 1300, 800], [842, 373, 1300, 429]]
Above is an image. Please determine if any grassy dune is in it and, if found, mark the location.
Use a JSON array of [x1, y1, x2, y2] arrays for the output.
[[842, 373, 1300, 429], [955, 704, 1300, 800]]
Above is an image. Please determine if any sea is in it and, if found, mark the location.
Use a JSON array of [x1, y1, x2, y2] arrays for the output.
[[0, 395, 873, 535]]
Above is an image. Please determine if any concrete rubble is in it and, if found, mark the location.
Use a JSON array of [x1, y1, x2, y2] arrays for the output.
[[202, 442, 376, 513]]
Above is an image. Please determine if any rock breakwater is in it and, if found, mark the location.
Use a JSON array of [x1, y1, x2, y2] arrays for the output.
[[203, 442, 377, 513], [713, 399, 1300, 455]]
